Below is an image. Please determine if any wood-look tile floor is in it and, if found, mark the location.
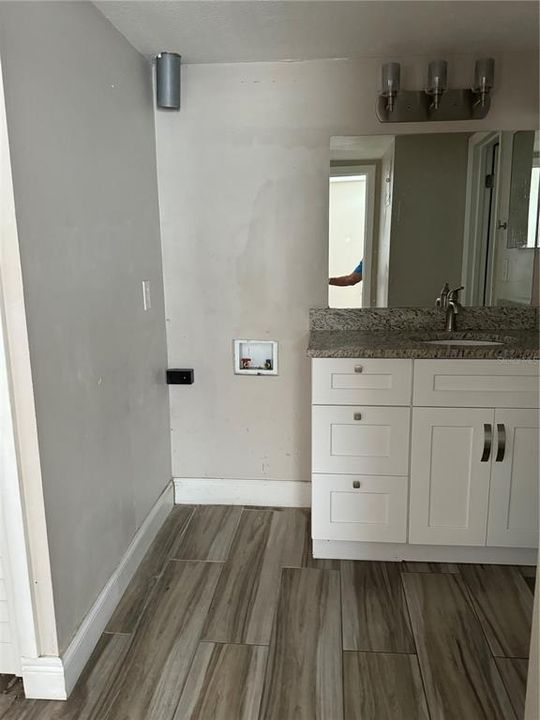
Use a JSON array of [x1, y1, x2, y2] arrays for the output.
[[2, 505, 536, 720]]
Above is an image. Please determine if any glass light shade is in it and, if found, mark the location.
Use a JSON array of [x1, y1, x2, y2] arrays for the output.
[[474, 58, 495, 91], [381, 62, 401, 96], [427, 60, 448, 93]]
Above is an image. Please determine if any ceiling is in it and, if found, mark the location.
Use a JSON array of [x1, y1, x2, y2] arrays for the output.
[[95, 1, 540, 65]]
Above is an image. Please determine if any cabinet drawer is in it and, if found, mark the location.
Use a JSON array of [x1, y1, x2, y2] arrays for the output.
[[312, 474, 407, 543], [312, 405, 410, 475], [312, 358, 412, 406], [413, 359, 540, 408]]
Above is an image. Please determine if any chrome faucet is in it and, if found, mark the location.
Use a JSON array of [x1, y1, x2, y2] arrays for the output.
[[445, 286, 464, 332]]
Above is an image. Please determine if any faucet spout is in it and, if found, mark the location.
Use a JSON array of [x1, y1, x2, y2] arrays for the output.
[[444, 286, 464, 332], [445, 302, 459, 332]]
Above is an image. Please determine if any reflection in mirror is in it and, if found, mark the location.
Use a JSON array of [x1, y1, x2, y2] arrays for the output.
[[328, 132, 540, 308], [508, 131, 539, 249]]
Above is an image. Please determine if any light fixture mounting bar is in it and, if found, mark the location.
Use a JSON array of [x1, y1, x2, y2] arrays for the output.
[[376, 88, 491, 123]]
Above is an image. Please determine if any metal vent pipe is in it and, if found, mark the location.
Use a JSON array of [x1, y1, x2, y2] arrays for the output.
[[156, 52, 181, 110]]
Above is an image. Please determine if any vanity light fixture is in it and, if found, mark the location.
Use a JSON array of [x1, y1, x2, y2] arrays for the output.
[[381, 62, 401, 112], [426, 60, 448, 110], [376, 57, 495, 123], [473, 58, 495, 108]]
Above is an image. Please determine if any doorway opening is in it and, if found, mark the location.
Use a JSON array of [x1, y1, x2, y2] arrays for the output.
[[328, 166, 375, 308]]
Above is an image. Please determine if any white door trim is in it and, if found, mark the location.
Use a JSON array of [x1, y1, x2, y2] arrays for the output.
[[0, 311, 28, 673], [0, 56, 58, 662], [461, 131, 500, 305]]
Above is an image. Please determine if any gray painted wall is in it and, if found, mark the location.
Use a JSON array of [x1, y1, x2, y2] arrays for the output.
[[0, 2, 170, 651], [155, 53, 538, 486], [388, 133, 471, 306]]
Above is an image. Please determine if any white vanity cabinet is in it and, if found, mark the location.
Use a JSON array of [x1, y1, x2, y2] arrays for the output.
[[311, 356, 540, 562]]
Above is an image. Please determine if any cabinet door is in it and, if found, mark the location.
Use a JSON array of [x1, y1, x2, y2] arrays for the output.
[[487, 409, 539, 548], [312, 405, 410, 476], [409, 408, 494, 546]]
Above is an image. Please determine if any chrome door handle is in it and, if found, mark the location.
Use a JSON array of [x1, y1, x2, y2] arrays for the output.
[[496, 424, 506, 462], [481, 423, 492, 462]]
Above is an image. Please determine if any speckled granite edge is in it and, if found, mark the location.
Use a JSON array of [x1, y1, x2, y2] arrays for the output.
[[307, 329, 540, 359], [310, 307, 540, 332]]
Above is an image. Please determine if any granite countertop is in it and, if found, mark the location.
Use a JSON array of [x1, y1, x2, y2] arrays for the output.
[[307, 329, 540, 359], [307, 308, 540, 360]]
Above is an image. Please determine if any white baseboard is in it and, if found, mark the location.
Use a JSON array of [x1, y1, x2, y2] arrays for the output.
[[313, 539, 538, 564], [22, 482, 174, 700], [174, 477, 311, 508], [20, 656, 66, 700]]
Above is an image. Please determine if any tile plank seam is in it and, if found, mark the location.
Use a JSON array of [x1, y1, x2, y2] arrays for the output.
[[107, 505, 196, 636], [401, 571, 519, 719], [170, 505, 243, 563], [166, 507, 250, 720], [459, 568, 531, 660], [342, 649, 420, 656], [339, 571, 346, 720], [99, 560, 226, 720], [256, 635, 273, 720], [399, 570, 433, 720], [152, 558, 229, 720], [168, 568, 223, 720], [101, 505, 233, 719]]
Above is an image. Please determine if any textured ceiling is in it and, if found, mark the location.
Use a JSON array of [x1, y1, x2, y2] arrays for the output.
[[95, 1, 540, 65]]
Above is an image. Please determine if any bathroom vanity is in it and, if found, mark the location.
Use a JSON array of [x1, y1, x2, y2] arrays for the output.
[[308, 308, 540, 564]]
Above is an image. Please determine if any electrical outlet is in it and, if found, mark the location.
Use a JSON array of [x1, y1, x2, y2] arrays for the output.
[[142, 280, 152, 311]]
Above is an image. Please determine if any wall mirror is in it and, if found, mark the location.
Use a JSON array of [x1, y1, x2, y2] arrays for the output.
[[328, 131, 539, 308]]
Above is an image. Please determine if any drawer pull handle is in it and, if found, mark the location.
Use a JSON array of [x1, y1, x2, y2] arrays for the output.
[[481, 423, 492, 462], [496, 423, 506, 462], [354, 365, 363, 373], [352, 480, 361, 489], [353, 412, 362, 421]]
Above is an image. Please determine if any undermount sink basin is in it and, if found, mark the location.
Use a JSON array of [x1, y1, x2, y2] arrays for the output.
[[422, 338, 503, 346]]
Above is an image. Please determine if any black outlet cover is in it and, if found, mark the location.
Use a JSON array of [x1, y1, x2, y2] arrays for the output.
[[167, 368, 194, 385]]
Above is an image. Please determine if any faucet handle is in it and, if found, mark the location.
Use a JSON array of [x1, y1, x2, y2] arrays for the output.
[[436, 282, 450, 309], [448, 285, 464, 302]]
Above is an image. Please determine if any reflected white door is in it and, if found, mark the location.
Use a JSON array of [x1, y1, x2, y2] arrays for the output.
[[328, 166, 375, 309]]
